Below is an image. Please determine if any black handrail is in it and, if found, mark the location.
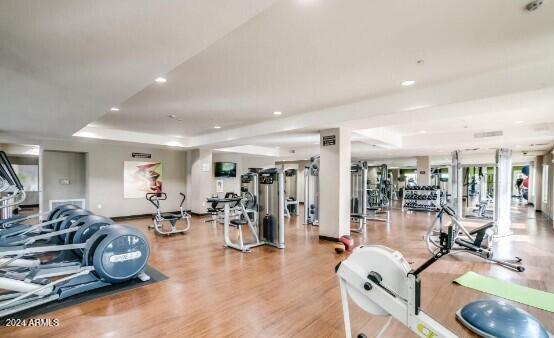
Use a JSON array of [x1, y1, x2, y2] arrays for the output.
[[0, 151, 23, 190]]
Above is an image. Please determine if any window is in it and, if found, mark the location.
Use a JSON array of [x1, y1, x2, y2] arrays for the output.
[[12, 164, 39, 192]]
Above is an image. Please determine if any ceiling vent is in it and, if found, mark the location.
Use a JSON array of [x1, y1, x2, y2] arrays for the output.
[[533, 125, 550, 132], [464, 148, 479, 152], [474, 130, 503, 138]]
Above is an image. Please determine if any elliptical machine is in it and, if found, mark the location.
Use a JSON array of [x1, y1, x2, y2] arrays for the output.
[[0, 223, 150, 317], [425, 204, 524, 272], [146, 192, 191, 236]]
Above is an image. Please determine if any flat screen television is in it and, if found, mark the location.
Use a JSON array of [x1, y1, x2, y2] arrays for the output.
[[214, 162, 237, 177]]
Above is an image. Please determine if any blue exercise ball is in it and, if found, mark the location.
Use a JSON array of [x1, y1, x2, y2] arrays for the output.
[[457, 299, 549, 338], [522, 165, 529, 176]]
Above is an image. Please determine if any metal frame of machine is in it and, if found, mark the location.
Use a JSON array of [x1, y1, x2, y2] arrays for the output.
[[146, 192, 191, 236], [336, 229, 459, 338], [350, 161, 390, 233], [303, 156, 320, 226], [208, 168, 285, 253]]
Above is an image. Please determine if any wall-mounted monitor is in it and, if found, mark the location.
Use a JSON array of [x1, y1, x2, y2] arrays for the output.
[[214, 162, 237, 178]]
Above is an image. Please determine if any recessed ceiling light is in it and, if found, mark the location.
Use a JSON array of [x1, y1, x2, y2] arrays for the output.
[[515, 120, 524, 124], [213, 126, 221, 129], [110, 107, 120, 112], [401, 80, 416, 87], [166, 141, 181, 147], [155, 77, 167, 83], [168, 114, 183, 121], [419, 130, 427, 134], [273, 111, 282, 116]]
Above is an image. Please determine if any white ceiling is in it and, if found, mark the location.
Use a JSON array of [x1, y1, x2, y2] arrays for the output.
[[93, 0, 554, 137], [1, 0, 554, 163], [0, 0, 277, 138]]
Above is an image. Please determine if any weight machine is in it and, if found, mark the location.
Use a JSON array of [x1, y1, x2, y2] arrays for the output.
[[284, 169, 299, 217], [350, 162, 390, 233], [303, 156, 319, 226], [451, 149, 513, 236]]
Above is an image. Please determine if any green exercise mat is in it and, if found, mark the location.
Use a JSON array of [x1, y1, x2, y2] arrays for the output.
[[453, 271, 554, 313]]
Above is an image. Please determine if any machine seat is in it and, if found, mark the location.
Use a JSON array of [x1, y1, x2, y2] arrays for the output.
[[160, 212, 182, 221]]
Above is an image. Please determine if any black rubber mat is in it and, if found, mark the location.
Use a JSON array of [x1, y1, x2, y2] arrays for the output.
[[0, 265, 167, 322]]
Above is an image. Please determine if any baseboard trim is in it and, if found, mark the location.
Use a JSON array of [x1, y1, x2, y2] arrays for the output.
[[113, 214, 152, 222], [319, 235, 340, 242], [112, 209, 193, 222]]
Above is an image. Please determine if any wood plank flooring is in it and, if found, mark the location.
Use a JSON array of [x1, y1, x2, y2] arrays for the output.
[[1, 202, 553, 337]]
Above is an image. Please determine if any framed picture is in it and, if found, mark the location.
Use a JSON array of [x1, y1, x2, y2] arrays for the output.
[[123, 161, 162, 199]]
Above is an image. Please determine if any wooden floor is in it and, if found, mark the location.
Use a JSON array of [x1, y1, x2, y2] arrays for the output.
[[2, 202, 553, 337]]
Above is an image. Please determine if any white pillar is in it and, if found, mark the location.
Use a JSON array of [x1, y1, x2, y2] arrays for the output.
[[451, 151, 463, 216], [319, 128, 351, 240], [495, 149, 512, 236], [416, 156, 430, 186], [534, 156, 543, 211], [479, 167, 488, 203], [186, 149, 214, 214]]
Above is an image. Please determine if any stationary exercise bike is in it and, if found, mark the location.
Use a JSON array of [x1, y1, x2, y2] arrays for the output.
[[146, 192, 191, 236], [425, 204, 524, 272]]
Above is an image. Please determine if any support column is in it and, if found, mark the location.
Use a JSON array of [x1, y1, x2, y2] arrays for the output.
[[534, 156, 543, 211], [495, 149, 512, 236], [527, 163, 535, 205], [451, 151, 463, 217], [319, 128, 351, 240], [479, 166, 488, 203], [416, 156, 430, 186], [186, 149, 214, 214], [391, 168, 400, 200]]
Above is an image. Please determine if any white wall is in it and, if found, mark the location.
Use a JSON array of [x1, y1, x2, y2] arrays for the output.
[[41, 150, 87, 209], [212, 153, 281, 195], [212, 153, 243, 194], [242, 156, 276, 170], [186, 149, 214, 214], [39, 140, 186, 218]]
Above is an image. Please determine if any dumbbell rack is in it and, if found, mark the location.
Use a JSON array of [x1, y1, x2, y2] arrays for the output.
[[402, 186, 441, 212]]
